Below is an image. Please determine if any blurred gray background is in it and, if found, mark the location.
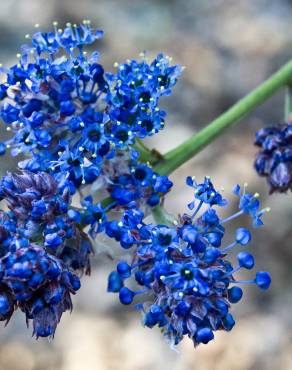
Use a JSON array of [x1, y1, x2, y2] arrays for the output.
[[0, 1, 291, 369]]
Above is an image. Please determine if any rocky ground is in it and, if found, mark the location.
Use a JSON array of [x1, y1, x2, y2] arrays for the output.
[[0, 1, 291, 369]]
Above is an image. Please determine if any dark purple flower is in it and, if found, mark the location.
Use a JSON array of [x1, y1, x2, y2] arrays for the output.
[[254, 123, 292, 193]]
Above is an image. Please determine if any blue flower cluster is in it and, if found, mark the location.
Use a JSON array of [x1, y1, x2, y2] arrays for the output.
[[0, 22, 272, 346], [0, 21, 181, 193], [106, 53, 181, 140], [107, 177, 271, 347], [255, 123, 292, 192], [109, 161, 173, 207], [0, 171, 94, 337], [0, 21, 181, 338]]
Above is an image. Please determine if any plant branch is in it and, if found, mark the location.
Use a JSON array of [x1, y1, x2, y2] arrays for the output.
[[285, 86, 292, 122], [154, 60, 292, 176], [132, 139, 163, 163]]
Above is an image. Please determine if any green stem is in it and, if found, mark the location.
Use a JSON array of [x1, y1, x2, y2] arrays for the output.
[[284, 86, 292, 122], [132, 139, 162, 164], [152, 205, 176, 226], [101, 196, 115, 208], [155, 60, 292, 176]]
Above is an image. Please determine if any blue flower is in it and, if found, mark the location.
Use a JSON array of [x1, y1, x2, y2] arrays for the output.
[[0, 23, 181, 197], [107, 177, 271, 347], [81, 196, 107, 236], [232, 184, 270, 227], [106, 54, 181, 141], [186, 176, 227, 208], [254, 123, 292, 193], [0, 22, 184, 341], [0, 244, 80, 338], [109, 160, 172, 208]]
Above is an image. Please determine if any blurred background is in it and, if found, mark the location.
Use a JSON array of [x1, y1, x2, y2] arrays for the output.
[[0, 0, 291, 369]]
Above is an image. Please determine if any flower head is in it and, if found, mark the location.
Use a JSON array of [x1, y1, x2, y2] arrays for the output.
[[254, 123, 292, 193], [107, 178, 271, 347], [0, 244, 80, 338], [0, 23, 181, 195]]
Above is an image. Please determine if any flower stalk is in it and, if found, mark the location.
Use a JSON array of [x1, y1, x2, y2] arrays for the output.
[[132, 138, 162, 163], [285, 86, 292, 122], [154, 60, 292, 176]]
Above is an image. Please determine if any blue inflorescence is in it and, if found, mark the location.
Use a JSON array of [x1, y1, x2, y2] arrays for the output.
[[107, 177, 271, 347], [0, 21, 181, 193], [0, 21, 181, 338], [0, 171, 94, 337], [255, 123, 292, 193], [0, 22, 271, 346]]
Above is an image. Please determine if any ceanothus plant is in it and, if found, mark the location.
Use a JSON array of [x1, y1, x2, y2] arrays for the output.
[[0, 20, 291, 345]]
